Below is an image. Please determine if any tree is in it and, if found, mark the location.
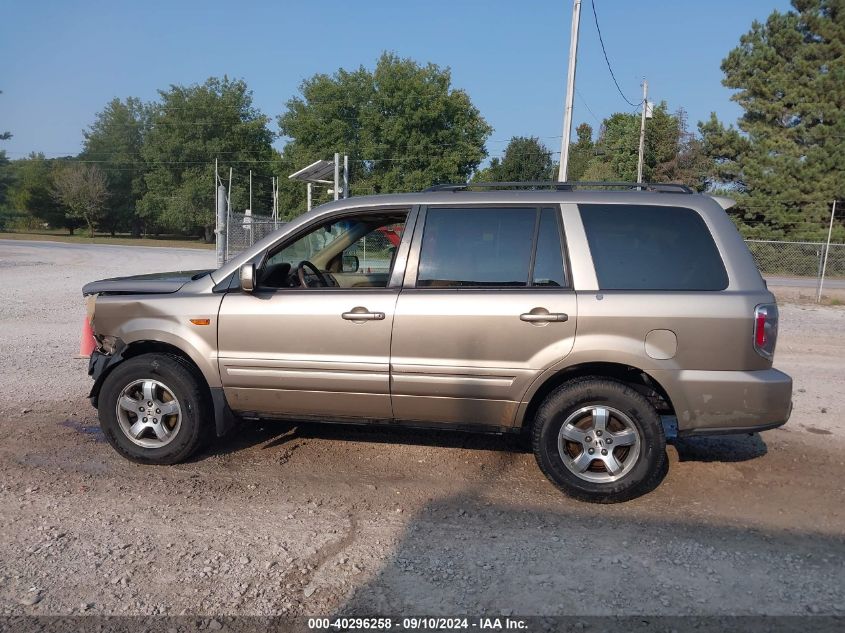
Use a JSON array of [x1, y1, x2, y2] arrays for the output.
[[52, 163, 108, 237], [567, 123, 595, 181], [140, 77, 275, 240], [705, 0, 845, 239], [278, 53, 492, 216], [599, 104, 681, 182], [0, 90, 13, 212], [474, 136, 554, 182], [651, 108, 712, 191], [577, 104, 709, 189], [8, 154, 72, 231], [0, 147, 11, 215], [82, 98, 150, 236], [698, 113, 749, 186]]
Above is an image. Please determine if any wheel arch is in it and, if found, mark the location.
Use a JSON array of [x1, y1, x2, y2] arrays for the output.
[[90, 340, 236, 437], [517, 361, 675, 430]]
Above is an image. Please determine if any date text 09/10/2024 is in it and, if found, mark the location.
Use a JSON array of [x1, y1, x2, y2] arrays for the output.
[[307, 617, 528, 630]]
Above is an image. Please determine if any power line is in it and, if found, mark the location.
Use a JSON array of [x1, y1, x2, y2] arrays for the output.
[[575, 89, 601, 125], [590, 0, 641, 108]]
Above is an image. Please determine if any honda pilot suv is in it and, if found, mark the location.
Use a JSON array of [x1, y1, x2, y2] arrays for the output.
[[82, 183, 792, 503]]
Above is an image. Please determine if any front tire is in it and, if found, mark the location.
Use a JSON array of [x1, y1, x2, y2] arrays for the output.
[[98, 353, 211, 464], [531, 377, 667, 503]]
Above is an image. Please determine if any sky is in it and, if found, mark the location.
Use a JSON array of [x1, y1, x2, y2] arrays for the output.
[[1, 0, 794, 165]]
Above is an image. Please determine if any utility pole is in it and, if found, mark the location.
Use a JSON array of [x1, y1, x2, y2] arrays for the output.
[[817, 199, 838, 303], [557, 0, 582, 182], [636, 79, 648, 186], [333, 152, 340, 201]]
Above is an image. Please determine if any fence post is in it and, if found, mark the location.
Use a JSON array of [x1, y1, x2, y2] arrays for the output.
[[215, 184, 227, 268], [817, 200, 838, 303]]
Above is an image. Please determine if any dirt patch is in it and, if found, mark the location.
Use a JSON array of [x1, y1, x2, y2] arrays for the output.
[[0, 410, 843, 617], [769, 283, 845, 305]]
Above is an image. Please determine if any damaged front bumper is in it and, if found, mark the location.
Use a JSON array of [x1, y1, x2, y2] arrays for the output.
[[87, 342, 126, 407]]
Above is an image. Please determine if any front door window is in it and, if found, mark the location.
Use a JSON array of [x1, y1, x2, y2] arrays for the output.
[[258, 211, 407, 289]]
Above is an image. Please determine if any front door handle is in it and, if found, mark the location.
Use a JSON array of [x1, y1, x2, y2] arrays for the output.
[[520, 310, 569, 323], [342, 307, 386, 321]]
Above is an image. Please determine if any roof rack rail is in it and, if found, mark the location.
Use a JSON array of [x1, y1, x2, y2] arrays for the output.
[[424, 181, 694, 194]]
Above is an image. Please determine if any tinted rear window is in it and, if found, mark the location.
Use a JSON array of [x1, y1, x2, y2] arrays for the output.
[[417, 208, 535, 287], [580, 204, 728, 290]]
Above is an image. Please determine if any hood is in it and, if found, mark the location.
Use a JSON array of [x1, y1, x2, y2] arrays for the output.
[[82, 270, 213, 296]]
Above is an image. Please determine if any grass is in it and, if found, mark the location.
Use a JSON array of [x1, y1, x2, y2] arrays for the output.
[[0, 229, 213, 250]]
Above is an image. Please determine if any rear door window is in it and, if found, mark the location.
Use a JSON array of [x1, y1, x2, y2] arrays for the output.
[[417, 208, 535, 287], [416, 207, 567, 288], [579, 204, 728, 290]]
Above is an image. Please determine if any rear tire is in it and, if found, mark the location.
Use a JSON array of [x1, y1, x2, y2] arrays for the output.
[[531, 377, 666, 503], [98, 353, 211, 464]]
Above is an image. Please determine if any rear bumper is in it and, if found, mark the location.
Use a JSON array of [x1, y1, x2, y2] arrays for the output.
[[650, 367, 792, 435]]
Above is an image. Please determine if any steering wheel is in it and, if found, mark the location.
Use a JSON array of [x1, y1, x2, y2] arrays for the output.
[[297, 260, 329, 288]]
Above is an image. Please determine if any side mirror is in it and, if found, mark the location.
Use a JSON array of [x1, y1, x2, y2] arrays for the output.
[[239, 263, 255, 292], [342, 254, 360, 273]]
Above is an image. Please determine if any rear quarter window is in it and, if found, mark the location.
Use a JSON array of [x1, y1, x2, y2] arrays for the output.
[[580, 204, 728, 291]]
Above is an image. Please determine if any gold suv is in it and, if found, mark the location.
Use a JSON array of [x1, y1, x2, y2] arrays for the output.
[[83, 183, 792, 502]]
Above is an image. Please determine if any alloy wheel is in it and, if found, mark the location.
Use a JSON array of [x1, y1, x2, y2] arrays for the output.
[[557, 405, 642, 483], [115, 379, 182, 449]]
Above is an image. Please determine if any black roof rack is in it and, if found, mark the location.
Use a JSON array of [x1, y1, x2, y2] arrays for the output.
[[424, 181, 694, 194]]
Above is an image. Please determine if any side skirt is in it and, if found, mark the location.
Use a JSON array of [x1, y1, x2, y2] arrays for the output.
[[232, 409, 517, 436]]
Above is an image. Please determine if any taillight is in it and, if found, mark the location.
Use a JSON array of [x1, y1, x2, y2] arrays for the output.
[[753, 303, 779, 359]]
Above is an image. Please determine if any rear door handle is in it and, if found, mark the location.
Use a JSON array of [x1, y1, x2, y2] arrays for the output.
[[342, 308, 385, 321], [520, 311, 569, 323]]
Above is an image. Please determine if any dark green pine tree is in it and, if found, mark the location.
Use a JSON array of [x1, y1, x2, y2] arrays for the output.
[[710, 0, 845, 240]]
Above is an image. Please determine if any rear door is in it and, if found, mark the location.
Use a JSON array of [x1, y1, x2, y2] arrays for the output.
[[390, 205, 577, 427]]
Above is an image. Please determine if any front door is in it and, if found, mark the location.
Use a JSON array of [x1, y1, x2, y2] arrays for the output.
[[390, 205, 577, 427], [217, 209, 409, 420]]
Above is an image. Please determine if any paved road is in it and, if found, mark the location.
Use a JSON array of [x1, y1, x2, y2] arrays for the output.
[[0, 237, 215, 258], [765, 275, 845, 289]]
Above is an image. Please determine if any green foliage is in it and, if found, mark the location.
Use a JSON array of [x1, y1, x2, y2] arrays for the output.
[[51, 163, 109, 237], [0, 90, 13, 212], [474, 136, 554, 182], [596, 111, 641, 181], [140, 77, 275, 240], [278, 53, 492, 216], [0, 149, 12, 214], [574, 104, 710, 190], [580, 157, 619, 183], [705, 0, 845, 240], [8, 153, 71, 231], [567, 123, 595, 181], [82, 98, 150, 236], [650, 109, 712, 191]]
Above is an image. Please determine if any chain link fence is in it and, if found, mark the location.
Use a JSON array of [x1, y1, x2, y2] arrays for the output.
[[224, 212, 284, 262], [223, 213, 400, 269], [745, 240, 845, 280]]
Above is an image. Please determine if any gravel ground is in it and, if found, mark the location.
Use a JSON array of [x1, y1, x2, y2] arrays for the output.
[[0, 239, 843, 618]]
